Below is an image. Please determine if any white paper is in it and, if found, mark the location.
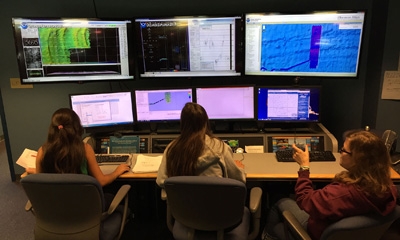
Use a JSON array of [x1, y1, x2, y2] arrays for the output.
[[16, 148, 37, 168], [245, 145, 264, 153], [381, 71, 400, 100], [132, 155, 162, 173]]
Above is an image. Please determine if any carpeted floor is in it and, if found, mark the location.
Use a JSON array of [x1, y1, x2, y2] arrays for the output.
[[0, 140, 35, 240]]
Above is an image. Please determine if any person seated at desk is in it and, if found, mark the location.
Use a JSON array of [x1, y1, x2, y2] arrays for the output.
[[156, 102, 245, 188], [28, 108, 130, 186], [262, 130, 398, 240]]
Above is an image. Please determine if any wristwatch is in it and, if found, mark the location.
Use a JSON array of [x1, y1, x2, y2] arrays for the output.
[[299, 166, 310, 171]]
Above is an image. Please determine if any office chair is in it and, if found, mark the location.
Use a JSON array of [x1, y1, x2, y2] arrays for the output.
[[162, 176, 262, 240], [20, 173, 131, 240], [281, 205, 400, 240]]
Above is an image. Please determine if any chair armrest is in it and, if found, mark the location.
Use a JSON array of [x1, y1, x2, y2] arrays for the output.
[[282, 210, 311, 240], [248, 187, 262, 240], [160, 188, 174, 232], [25, 200, 33, 211], [106, 184, 131, 215], [161, 188, 167, 201], [249, 187, 262, 214]]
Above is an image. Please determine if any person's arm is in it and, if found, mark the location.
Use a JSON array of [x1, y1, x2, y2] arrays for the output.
[[293, 143, 365, 222], [35, 147, 44, 173], [156, 151, 168, 188], [85, 143, 130, 186], [223, 143, 246, 183], [295, 173, 361, 221]]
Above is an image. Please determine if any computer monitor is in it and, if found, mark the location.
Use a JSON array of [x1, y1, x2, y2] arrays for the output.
[[267, 136, 324, 152], [244, 11, 365, 77], [195, 86, 255, 120], [257, 86, 321, 122], [12, 18, 134, 84], [69, 91, 134, 129], [134, 15, 243, 78], [134, 88, 193, 122]]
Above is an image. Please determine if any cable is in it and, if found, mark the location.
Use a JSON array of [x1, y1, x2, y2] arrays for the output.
[[92, 0, 98, 18]]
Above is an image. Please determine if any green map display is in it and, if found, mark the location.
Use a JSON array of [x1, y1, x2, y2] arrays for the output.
[[38, 28, 90, 64]]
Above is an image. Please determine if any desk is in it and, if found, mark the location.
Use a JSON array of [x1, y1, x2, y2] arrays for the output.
[[100, 153, 400, 181]]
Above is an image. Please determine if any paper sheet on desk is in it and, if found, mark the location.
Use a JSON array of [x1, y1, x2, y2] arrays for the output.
[[132, 155, 162, 173], [16, 148, 37, 168], [245, 145, 264, 153]]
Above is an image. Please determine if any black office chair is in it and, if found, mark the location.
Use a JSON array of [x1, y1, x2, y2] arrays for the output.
[[21, 173, 131, 240], [162, 176, 262, 240], [281, 205, 400, 240]]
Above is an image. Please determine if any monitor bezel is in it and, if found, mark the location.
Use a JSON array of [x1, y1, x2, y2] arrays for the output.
[[244, 10, 366, 78], [134, 14, 244, 78], [12, 17, 135, 84]]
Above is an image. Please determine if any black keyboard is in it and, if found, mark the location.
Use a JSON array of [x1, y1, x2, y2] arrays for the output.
[[95, 154, 130, 164], [275, 150, 336, 162]]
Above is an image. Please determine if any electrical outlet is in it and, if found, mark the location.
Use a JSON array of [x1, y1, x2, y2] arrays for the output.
[[10, 78, 33, 89]]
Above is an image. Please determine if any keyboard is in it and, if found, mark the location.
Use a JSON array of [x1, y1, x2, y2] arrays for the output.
[[95, 154, 130, 164], [275, 150, 336, 162]]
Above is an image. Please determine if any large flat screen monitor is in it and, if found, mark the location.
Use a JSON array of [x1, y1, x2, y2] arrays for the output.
[[257, 86, 321, 122], [245, 11, 365, 77], [69, 91, 134, 128], [12, 18, 134, 83], [195, 86, 255, 120], [134, 15, 243, 78], [134, 88, 193, 122]]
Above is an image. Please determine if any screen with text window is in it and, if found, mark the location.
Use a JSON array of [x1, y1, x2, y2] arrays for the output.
[[70, 92, 134, 128]]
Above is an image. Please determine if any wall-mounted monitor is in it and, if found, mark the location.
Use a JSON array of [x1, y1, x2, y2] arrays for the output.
[[69, 91, 134, 129], [195, 86, 254, 120], [134, 15, 243, 78], [257, 86, 321, 122], [134, 88, 193, 122], [245, 11, 365, 77], [12, 18, 134, 84]]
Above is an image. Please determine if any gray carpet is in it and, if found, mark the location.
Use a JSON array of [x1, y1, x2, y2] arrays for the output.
[[0, 140, 35, 240]]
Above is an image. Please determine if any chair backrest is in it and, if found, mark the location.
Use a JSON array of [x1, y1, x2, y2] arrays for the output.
[[21, 173, 105, 240], [164, 176, 246, 231], [321, 205, 400, 240]]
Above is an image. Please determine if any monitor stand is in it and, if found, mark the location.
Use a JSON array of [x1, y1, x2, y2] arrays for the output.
[[156, 122, 180, 134]]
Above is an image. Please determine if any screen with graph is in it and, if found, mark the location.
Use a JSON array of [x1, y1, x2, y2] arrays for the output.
[[134, 88, 193, 121], [12, 18, 134, 83], [134, 15, 243, 78], [257, 86, 321, 122], [245, 11, 365, 77]]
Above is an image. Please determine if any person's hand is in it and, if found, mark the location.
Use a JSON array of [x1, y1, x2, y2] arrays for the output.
[[234, 160, 245, 169], [292, 144, 310, 167], [25, 168, 36, 174], [115, 163, 131, 175]]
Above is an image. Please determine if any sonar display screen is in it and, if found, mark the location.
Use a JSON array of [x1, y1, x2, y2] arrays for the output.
[[12, 18, 134, 83], [245, 11, 365, 77]]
